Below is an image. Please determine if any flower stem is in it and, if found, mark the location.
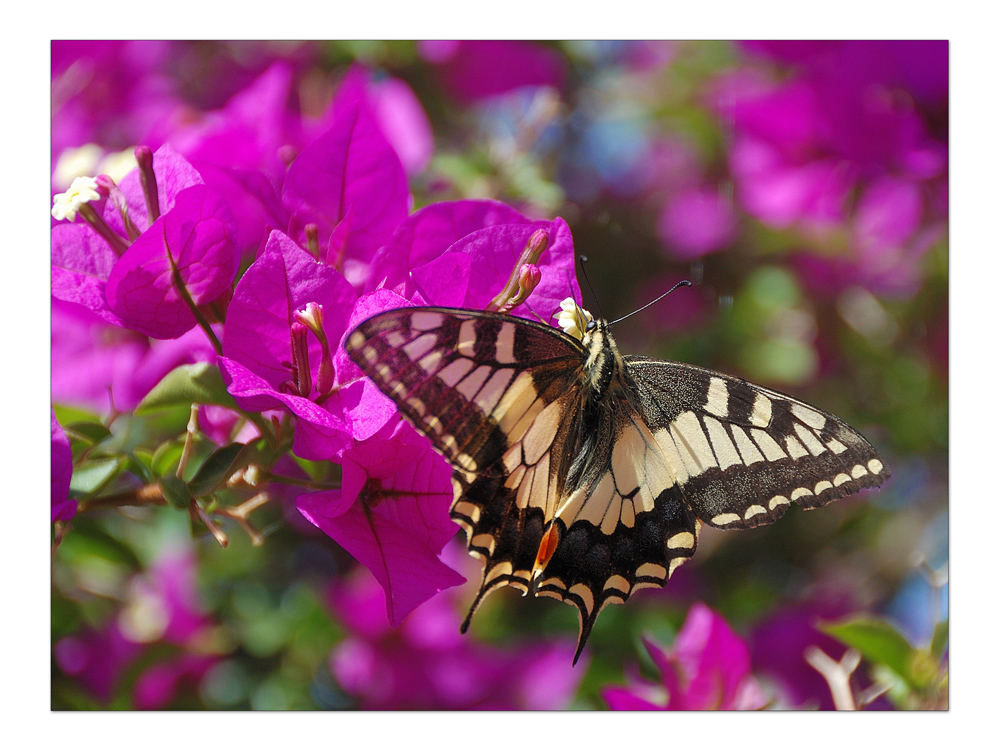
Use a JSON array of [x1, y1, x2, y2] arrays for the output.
[[165, 249, 224, 355], [264, 472, 340, 490]]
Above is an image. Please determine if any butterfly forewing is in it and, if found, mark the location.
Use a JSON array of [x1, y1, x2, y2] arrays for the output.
[[346, 307, 589, 621], [347, 307, 583, 478], [624, 357, 889, 530]]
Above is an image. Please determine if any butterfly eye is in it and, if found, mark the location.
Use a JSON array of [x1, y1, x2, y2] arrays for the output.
[[585, 319, 597, 332]]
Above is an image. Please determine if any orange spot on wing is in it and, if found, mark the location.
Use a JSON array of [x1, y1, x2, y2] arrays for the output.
[[533, 524, 561, 573]]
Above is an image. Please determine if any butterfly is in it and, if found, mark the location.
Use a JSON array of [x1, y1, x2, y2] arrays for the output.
[[345, 297, 888, 663]]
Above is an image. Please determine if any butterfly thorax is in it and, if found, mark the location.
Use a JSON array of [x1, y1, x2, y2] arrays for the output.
[[580, 321, 625, 401], [565, 321, 639, 492]]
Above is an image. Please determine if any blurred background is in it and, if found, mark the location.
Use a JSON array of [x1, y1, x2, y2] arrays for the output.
[[51, 40, 948, 710]]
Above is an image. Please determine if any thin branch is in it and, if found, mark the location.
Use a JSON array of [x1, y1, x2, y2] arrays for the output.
[[76, 484, 167, 512], [805, 646, 860, 710]]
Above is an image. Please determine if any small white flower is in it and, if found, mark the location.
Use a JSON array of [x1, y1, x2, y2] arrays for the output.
[[556, 297, 593, 341], [51, 176, 100, 222], [293, 302, 325, 335]]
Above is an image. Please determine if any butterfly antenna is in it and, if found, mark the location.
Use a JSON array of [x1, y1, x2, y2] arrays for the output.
[[608, 280, 692, 327], [578, 255, 604, 320]]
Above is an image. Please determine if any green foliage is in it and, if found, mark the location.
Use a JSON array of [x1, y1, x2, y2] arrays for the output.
[[821, 615, 949, 709], [135, 363, 238, 415]]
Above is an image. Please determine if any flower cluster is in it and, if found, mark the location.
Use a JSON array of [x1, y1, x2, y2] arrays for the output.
[[719, 41, 948, 298], [53, 543, 221, 709], [51, 60, 582, 631], [324, 559, 584, 709]]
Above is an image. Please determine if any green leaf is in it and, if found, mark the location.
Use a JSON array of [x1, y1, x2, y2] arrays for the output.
[[122, 452, 155, 484], [820, 616, 917, 688], [930, 619, 949, 661], [64, 421, 113, 447], [69, 458, 125, 496], [178, 434, 222, 482], [291, 454, 340, 483], [135, 363, 237, 414], [188, 442, 258, 497], [151, 440, 185, 476], [53, 404, 100, 427], [909, 649, 940, 690], [159, 474, 194, 509], [55, 523, 141, 569]]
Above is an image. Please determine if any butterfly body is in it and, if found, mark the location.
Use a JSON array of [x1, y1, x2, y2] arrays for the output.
[[346, 303, 887, 663]]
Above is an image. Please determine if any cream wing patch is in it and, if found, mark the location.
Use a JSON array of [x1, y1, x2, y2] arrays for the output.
[[703, 416, 742, 470], [668, 411, 718, 476], [705, 377, 729, 418]]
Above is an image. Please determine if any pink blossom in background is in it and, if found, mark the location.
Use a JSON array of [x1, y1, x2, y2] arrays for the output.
[[325, 567, 584, 709], [419, 41, 567, 103], [164, 63, 299, 256], [623, 134, 705, 204], [621, 40, 677, 72], [54, 622, 144, 704], [52, 41, 325, 161], [51, 41, 180, 157], [133, 655, 217, 710], [603, 602, 768, 710], [54, 543, 221, 708], [658, 186, 738, 260], [168, 62, 299, 183], [366, 74, 435, 176], [634, 273, 711, 334], [716, 41, 947, 298], [749, 598, 852, 710], [51, 298, 219, 415], [51, 410, 76, 522]]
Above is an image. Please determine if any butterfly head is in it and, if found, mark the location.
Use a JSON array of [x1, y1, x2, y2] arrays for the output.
[[556, 297, 622, 396]]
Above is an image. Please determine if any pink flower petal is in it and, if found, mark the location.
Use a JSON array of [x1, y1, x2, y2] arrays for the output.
[[51, 223, 126, 326], [283, 66, 409, 267], [105, 185, 239, 338], [51, 410, 76, 522], [297, 426, 463, 624], [369, 199, 538, 292]]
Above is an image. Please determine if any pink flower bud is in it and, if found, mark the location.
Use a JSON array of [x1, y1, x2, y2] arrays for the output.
[[290, 321, 312, 397], [134, 145, 160, 222]]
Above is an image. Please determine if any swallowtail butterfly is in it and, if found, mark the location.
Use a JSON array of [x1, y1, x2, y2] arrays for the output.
[[346, 298, 888, 663]]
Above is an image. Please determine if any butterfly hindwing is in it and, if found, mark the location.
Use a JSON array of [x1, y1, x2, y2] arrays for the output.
[[534, 402, 700, 661], [624, 357, 889, 530]]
